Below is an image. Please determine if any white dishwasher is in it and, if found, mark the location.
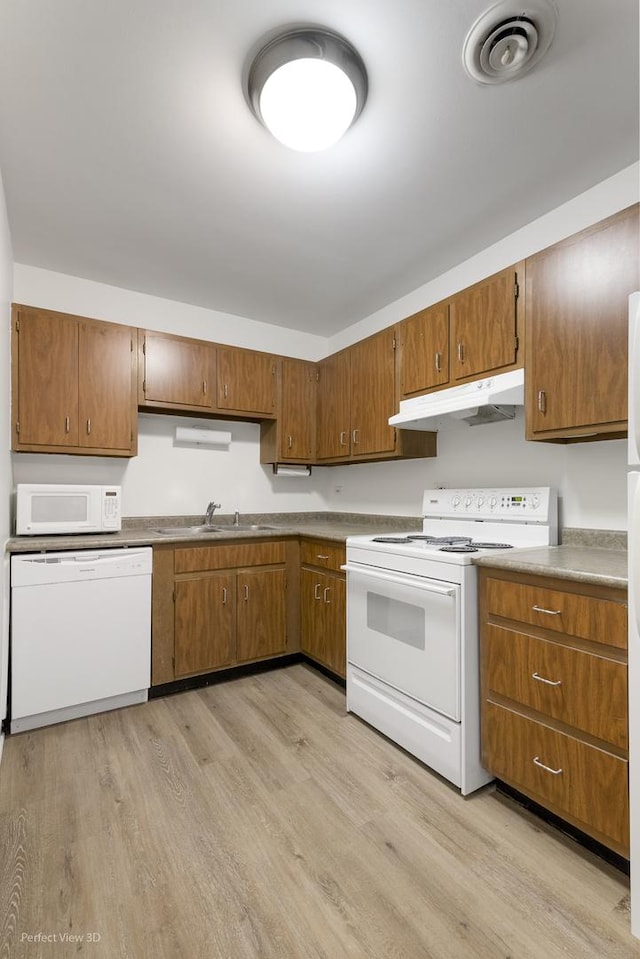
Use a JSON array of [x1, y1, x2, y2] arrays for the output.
[[10, 547, 152, 733]]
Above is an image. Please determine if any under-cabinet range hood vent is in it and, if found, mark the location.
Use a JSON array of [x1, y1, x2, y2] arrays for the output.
[[389, 368, 524, 431]]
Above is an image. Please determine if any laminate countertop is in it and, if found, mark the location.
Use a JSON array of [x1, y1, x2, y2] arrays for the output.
[[5, 511, 420, 554], [473, 545, 628, 591]]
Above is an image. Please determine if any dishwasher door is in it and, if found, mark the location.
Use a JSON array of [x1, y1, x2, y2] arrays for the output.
[[11, 547, 152, 732]]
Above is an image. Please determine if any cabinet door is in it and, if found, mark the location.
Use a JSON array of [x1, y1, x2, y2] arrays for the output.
[[174, 573, 235, 677], [142, 331, 214, 409], [399, 303, 450, 398], [14, 306, 79, 447], [316, 351, 351, 459], [79, 320, 135, 452], [236, 568, 287, 662], [450, 266, 519, 381], [217, 348, 277, 414], [526, 205, 639, 437], [301, 568, 326, 662], [280, 358, 316, 460], [321, 572, 346, 678], [350, 328, 396, 456]]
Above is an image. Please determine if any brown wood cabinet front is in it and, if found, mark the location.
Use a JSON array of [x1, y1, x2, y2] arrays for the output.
[[526, 204, 640, 440], [316, 350, 351, 460], [236, 568, 287, 662], [260, 357, 316, 464], [479, 567, 629, 856], [139, 330, 214, 411], [12, 304, 137, 456], [174, 572, 235, 677], [350, 329, 397, 457], [300, 539, 346, 677], [449, 265, 521, 382], [217, 347, 278, 416], [398, 302, 450, 399]]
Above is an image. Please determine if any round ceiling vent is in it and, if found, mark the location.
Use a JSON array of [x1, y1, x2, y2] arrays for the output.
[[462, 0, 558, 84]]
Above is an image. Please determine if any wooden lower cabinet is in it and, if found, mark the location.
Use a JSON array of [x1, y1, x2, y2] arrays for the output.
[[479, 567, 629, 856], [300, 539, 346, 678], [152, 541, 293, 684]]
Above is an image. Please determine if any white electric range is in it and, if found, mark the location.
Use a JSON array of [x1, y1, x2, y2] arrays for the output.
[[344, 487, 557, 795]]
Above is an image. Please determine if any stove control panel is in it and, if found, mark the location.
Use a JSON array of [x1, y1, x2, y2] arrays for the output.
[[422, 487, 556, 523]]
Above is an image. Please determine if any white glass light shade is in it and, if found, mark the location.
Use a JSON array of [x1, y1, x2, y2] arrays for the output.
[[259, 59, 357, 152], [247, 28, 367, 152]]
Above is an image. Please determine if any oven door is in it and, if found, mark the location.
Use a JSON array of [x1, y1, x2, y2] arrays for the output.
[[344, 563, 461, 721]]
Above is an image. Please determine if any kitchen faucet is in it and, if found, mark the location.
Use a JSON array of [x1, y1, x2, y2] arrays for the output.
[[205, 501, 221, 526], [233, 510, 240, 527]]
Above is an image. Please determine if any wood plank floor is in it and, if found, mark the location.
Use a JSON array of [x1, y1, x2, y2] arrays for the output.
[[0, 663, 638, 958]]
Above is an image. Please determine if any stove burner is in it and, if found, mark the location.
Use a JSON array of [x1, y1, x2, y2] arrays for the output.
[[439, 545, 479, 553], [407, 535, 472, 545], [470, 542, 514, 549], [371, 536, 414, 544]]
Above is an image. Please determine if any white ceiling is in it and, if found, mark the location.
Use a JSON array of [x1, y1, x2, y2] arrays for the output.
[[0, 0, 637, 335]]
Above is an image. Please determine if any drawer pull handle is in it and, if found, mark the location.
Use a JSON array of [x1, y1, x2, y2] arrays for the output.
[[532, 672, 562, 687], [532, 605, 562, 616], [316, 554, 329, 560], [533, 756, 563, 776]]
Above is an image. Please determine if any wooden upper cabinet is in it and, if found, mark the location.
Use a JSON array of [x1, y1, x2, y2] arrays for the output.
[[350, 328, 396, 457], [217, 347, 278, 416], [398, 302, 450, 399], [450, 265, 521, 381], [526, 204, 640, 441], [316, 350, 351, 460], [12, 304, 137, 456], [140, 330, 214, 410], [260, 357, 316, 463], [79, 320, 136, 451]]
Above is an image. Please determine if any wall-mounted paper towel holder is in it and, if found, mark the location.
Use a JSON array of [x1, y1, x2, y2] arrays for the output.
[[175, 426, 232, 447], [272, 464, 312, 477]]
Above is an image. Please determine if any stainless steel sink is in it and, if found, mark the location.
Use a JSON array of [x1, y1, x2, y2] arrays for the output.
[[152, 524, 277, 536]]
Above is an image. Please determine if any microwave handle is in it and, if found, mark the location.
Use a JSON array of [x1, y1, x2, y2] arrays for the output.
[[341, 563, 457, 596]]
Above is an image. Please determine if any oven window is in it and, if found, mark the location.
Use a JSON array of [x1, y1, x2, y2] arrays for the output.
[[366, 591, 426, 650]]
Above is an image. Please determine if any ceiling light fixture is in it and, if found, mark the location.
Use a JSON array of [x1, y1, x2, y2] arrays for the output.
[[247, 27, 368, 152]]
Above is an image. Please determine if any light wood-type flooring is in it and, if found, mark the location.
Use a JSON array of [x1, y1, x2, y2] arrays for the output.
[[0, 663, 638, 959]]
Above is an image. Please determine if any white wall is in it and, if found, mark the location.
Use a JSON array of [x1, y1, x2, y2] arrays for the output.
[[323, 164, 640, 531], [0, 172, 13, 757]]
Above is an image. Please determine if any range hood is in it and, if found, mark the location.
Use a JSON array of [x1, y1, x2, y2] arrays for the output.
[[389, 368, 524, 431]]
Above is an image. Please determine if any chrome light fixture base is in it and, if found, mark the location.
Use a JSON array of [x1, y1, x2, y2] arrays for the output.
[[247, 27, 368, 151]]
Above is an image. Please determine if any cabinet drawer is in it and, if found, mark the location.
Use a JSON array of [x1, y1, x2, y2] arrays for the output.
[[300, 539, 345, 572], [484, 577, 627, 650], [175, 541, 286, 573], [485, 624, 628, 749], [483, 702, 629, 852]]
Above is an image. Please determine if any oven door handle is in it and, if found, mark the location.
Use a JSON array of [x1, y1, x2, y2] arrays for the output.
[[341, 563, 457, 596]]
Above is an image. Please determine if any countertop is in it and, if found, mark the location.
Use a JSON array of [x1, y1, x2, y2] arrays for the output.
[[6, 515, 628, 590], [5, 511, 420, 554], [473, 544, 628, 590]]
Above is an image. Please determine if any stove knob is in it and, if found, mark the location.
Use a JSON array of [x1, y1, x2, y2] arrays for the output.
[[452, 495, 461, 509], [464, 495, 473, 510], [476, 496, 485, 509], [489, 496, 498, 510]]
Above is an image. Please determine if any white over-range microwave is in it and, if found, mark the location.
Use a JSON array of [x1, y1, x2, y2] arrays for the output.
[[15, 484, 122, 535]]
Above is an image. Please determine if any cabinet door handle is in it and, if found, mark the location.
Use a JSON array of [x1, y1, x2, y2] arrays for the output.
[[532, 672, 562, 687], [435, 351, 442, 373], [339, 431, 348, 447], [533, 756, 563, 776], [86, 418, 91, 436], [352, 429, 360, 446], [316, 554, 329, 561], [223, 384, 228, 399], [244, 584, 249, 601], [314, 583, 322, 600], [203, 380, 208, 395], [323, 586, 331, 604], [537, 390, 547, 413], [65, 416, 70, 433], [532, 605, 562, 616], [288, 435, 293, 449], [457, 342, 464, 363], [222, 587, 227, 605]]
